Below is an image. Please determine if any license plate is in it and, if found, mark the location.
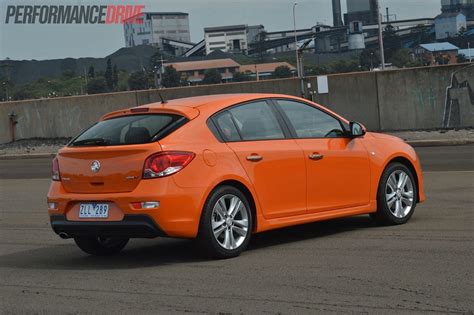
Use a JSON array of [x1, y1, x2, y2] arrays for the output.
[[79, 203, 109, 218]]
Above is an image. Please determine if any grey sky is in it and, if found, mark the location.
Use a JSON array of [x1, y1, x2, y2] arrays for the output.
[[0, 0, 441, 61]]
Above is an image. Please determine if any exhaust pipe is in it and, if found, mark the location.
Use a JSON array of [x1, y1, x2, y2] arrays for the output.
[[58, 232, 70, 239]]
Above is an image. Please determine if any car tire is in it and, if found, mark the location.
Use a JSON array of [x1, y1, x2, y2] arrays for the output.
[[372, 162, 418, 225], [198, 185, 253, 259], [74, 236, 129, 256]]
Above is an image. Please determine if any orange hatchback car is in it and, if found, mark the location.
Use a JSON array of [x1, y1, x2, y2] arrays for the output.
[[47, 94, 425, 258]]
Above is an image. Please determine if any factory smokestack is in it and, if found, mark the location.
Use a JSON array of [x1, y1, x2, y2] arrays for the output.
[[332, 0, 343, 27]]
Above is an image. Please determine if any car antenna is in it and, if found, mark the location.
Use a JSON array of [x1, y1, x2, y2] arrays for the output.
[[159, 93, 168, 104]]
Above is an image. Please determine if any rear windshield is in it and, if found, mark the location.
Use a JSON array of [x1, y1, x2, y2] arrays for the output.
[[70, 114, 185, 147]]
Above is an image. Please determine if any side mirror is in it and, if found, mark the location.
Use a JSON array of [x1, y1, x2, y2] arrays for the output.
[[350, 122, 366, 137]]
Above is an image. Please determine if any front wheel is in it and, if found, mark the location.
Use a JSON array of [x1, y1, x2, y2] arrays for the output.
[[198, 186, 253, 259], [74, 236, 129, 256], [372, 162, 418, 225]]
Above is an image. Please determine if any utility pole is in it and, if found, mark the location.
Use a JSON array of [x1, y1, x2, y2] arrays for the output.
[[468, 42, 472, 63], [376, 0, 386, 70], [386, 7, 389, 22], [293, 2, 300, 78]]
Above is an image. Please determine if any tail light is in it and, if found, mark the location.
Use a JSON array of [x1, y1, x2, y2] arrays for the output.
[[52, 156, 61, 181], [143, 151, 195, 179]]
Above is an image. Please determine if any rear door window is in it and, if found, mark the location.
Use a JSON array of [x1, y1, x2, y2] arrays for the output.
[[213, 101, 285, 142], [70, 114, 185, 146]]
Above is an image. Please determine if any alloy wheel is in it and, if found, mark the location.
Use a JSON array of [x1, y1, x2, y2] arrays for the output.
[[385, 170, 414, 218], [211, 194, 249, 250]]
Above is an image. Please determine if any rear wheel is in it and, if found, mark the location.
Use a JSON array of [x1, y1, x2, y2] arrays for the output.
[[74, 236, 129, 256], [198, 186, 253, 259], [372, 162, 417, 225]]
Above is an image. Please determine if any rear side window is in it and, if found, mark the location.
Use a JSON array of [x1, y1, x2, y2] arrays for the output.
[[70, 114, 185, 146], [214, 101, 284, 141], [214, 111, 241, 142]]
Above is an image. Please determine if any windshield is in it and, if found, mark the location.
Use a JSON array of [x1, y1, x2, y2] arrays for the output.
[[70, 114, 185, 146]]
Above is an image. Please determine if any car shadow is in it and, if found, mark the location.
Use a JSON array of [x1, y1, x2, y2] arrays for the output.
[[0, 215, 382, 270]]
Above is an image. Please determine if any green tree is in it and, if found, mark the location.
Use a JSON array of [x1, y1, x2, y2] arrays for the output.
[[104, 59, 113, 91], [329, 59, 360, 73], [128, 71, 149, 90], [448, 27, 469, 49], [149, 50, 163, 69], [359, 49, 380, 70], [411, 24, 433, 47], [273, 65, 293, 78], [87, 77, 108, 94], [389, 48, 422, 68], [383, 24, 402, 61], [457, 53, 468, 63], [161, 65, 180, 88], [232, 72, 252, 82], [202, 69, 222, 84], [62, 69, 76, 79], [112, 64, 119, 90], [87, 65, 95, 78]]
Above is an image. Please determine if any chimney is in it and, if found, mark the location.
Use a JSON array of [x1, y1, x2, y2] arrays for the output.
[[332, 0, 343, 27]]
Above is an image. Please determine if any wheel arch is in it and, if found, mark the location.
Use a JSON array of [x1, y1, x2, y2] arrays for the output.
[[201, 179, 259, 233], [383, 156, 420, 203]]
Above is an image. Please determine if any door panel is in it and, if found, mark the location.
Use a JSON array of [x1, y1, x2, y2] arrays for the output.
[[212, 100, 307, 219], [227, 140, 307, 219], [273, 98, 371, 212], [296, 138, 371, 212]]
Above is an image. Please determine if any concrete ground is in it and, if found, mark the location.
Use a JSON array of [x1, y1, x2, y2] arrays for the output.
[[0, 145, 473, 313]]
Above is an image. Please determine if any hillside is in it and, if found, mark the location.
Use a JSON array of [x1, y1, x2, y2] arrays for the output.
[[0, 45, 159, 85]]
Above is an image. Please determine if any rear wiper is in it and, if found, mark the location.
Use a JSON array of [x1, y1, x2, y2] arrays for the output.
[[71, 138, 110, 146]]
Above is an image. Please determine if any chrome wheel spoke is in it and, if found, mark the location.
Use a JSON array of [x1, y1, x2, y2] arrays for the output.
[[223, 229, 231, 248], [233, 219, 248, 228], [214, 203, 226, 219], [402, 197, 413, 207], [228, 197, 242, 218], [387, 174, 397, 191], [213, 224, 226, 238], [232, 225, 247, 236], [398, 172, 408, 189], [395, 200, 403, 217], [212, 219, 225, 230], [402, 190, 413, 198]]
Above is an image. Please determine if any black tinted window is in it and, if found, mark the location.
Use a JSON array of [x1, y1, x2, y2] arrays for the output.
[[277, 100, 345, 138], [214, 111, 241, 142], [71, 114, 182, 146], [228, 101, 284, 141]]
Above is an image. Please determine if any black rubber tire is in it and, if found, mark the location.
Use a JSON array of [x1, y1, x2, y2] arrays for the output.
[[74, 237, 129, 256], [372, 162, 418, 225], [197, 185, 253, 259]]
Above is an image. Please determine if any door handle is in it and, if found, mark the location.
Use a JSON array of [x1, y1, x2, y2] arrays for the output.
[[309, 153, 324, 160], [246, 154, 263, 162]]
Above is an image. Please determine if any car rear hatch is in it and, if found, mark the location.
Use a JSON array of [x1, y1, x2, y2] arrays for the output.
[[57, 107, 198, 194], [58, 143, 160, 193]]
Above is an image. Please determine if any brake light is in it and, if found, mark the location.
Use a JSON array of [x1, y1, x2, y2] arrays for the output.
[[52, 156, 61, 181], [143, 151, 195, 179]]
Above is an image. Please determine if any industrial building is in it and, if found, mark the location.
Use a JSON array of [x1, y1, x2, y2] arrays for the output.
[[204, 24, 264, 55], [415, 42, 460, 65], [123, 12, 191, 55], [441, 0, 474, 21], [435, 12, 467, 39], [344, 0, 379, 26]]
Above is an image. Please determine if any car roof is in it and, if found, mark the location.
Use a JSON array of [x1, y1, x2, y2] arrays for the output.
[[144, 93, 297, 112]]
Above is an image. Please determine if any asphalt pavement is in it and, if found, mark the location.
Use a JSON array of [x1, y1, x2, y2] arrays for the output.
[[0, 145, 473, 313]]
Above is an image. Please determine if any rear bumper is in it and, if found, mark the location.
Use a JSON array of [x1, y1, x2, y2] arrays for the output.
[[50, 215, 166, 238]]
